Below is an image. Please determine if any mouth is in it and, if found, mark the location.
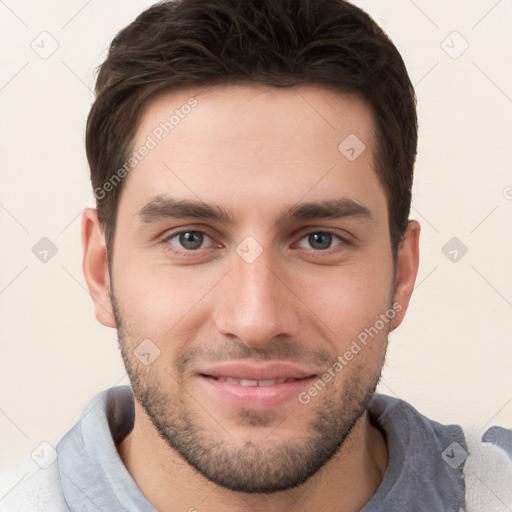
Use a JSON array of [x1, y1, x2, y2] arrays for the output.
[[206, 376, 304, 387], [196, 363, 317, 411]]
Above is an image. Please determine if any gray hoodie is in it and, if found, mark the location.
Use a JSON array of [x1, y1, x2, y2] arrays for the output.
[[1, 386, 511, 511]]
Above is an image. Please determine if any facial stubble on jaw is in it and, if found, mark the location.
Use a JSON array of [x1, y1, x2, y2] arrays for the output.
[[110, 290, 388, 494]]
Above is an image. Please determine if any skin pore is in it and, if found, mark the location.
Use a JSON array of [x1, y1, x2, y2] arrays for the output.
[[82, 84, 420, 511]]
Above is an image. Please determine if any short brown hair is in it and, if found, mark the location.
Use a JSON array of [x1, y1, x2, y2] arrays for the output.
[[86, 0, 417, 256]]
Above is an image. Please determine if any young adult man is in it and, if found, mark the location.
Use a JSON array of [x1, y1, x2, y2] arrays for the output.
[[2, 0, 511, 510]]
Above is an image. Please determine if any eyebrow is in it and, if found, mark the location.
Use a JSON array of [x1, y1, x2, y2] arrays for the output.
[[138, 196, 372, 225], [277, 199, 372, 225], [139, 196, 234, 224]]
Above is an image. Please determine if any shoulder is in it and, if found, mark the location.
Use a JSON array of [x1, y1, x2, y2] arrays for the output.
[[0, 460, 68, 512], [368, 394, 512, 511], [463, 426, 512, 512]]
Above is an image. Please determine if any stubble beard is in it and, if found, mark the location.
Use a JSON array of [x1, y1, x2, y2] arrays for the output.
[[112, 293, 387, 494]]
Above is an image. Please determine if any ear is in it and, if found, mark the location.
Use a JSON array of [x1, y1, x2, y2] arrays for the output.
[[390, 220, 420, 331], [81, 208, 116, 328]]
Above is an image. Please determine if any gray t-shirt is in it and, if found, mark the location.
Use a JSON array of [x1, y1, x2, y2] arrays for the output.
[[1, 386, 511, 511]]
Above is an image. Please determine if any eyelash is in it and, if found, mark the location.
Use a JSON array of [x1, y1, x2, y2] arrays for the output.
[[162, 229, 349, 256], [162, 230, 218, 258]]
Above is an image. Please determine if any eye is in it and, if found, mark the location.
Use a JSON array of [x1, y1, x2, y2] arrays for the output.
[[167, 230, 212, 251], [297, 232, 343, 251]]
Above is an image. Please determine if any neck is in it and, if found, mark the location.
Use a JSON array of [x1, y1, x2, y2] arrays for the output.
[[118, 402, 388, 512]]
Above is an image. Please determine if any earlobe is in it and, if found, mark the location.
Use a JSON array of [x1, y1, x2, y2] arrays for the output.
[[81, 208, 116, 328], [390, 220, 420, 331]]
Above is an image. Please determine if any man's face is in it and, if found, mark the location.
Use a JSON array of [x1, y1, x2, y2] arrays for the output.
[[107, 85, 402, 492]]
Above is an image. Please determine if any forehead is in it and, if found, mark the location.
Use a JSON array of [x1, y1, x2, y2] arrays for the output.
[[121, 84, 385, 220]]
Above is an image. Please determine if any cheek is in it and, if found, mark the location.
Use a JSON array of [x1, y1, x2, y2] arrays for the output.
[[293, 259, 394, 352], [112, 253, 223, 342]]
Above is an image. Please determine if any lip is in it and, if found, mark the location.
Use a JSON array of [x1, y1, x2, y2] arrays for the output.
[[196, 362, 317, 411], [198, 362, 314, 381]]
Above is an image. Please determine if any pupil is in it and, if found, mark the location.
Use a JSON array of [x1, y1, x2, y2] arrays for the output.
[[180, 231, 203, 250], [309, 232, 332, 250]]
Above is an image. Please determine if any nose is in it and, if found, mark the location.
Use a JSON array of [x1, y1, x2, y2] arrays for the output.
[[214, 249, 301, 348]]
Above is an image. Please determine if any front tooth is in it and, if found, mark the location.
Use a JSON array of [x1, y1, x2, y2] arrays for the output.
[[240, 379, 259, 386], [226, 377, 240, 384], [258, 379, 276, 386]]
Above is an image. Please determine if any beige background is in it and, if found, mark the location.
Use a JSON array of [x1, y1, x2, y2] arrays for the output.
[[0, 0, 511, 480]]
